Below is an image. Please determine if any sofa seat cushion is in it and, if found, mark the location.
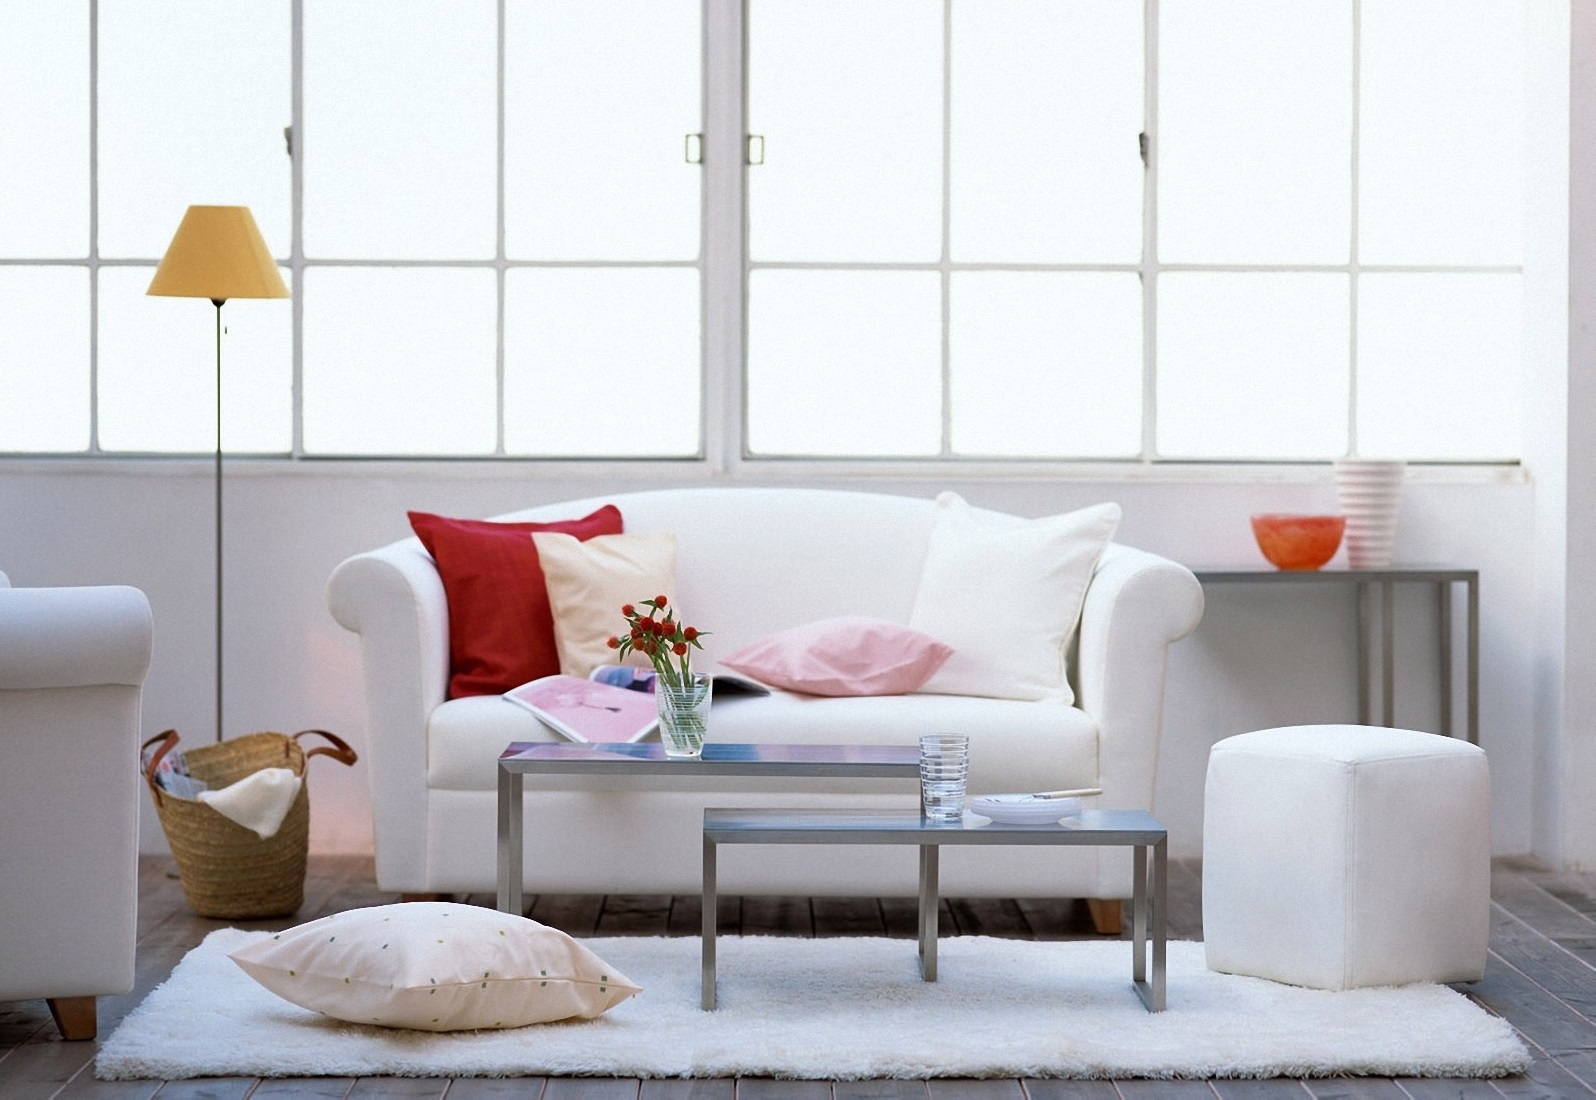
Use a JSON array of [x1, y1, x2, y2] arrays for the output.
[[426, 691, 1097, 797]]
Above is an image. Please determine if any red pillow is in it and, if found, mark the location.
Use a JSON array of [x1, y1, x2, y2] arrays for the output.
[[408, 506, 623, 698]]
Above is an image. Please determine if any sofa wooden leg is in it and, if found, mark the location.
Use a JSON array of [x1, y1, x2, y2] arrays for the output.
[[46, 996, 96, 1041], [399, 893, 451, 903], [1087, 898, 1123, 936]]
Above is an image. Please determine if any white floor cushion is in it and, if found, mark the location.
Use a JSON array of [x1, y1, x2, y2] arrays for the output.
[[1202, 724, 1490, 991]]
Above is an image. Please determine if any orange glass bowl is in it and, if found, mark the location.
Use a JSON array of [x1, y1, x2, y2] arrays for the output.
[[1250, 514, 1347, 571]]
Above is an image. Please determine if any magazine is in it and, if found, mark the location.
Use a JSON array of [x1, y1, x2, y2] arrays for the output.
[[140, 740, 209, 799], [587, 664, 770, 698], [502, 675, 661, 744]]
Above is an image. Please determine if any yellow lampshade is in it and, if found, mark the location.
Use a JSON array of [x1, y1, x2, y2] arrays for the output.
[[147, 205, 289, 302]]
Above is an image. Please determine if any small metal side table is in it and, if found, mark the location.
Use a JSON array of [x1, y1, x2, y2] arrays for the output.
[[495, 741, 920, 915], [701, 807, 1168, 1013], [1192, 566, 1480, 743]]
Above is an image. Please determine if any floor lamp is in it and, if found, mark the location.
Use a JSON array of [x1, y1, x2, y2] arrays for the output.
[[147, 206, 290, 743]]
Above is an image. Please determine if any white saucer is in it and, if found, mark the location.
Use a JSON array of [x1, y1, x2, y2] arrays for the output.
[[969, 793, 1082, 824]]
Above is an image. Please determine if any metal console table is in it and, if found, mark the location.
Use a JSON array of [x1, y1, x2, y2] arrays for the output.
[[1192, 566, 1479, 743], [495, 741, 921, 915]]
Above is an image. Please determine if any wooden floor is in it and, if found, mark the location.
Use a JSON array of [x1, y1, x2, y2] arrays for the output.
[[6, 855, 1596, 1098]]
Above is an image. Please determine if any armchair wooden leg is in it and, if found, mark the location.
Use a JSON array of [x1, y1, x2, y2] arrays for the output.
[[46, 996, 96, 1041], [1086, 898, 1123, 936]]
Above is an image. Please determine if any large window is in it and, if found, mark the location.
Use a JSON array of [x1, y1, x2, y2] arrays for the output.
[[0, 0, 1553, 464]]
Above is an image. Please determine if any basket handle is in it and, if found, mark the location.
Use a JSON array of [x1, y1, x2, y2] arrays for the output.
[[292, 728, 358, 768], [141, 729, 182, 807]]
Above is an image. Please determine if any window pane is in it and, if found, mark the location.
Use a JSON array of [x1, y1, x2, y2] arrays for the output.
[[950, 0, 1142, 264], [747, 0, 943, 263], [950, 272, 1142, 457], [1357, 274, 1521, 460], [1159, 0, 1351, 264], [1360, 0, 1523, 265], [98, 266, 291, 453], [0, 268, 89, 451], [302, 268, 497, 455], [505, 0, 701, 261], [1157, 273, 1349, 459], [747, 270, 941, 455], [0, 3, 88, 257], [505, 268, 700, 455], [98, 0, 289, 260], [304, 0, 495, 259]]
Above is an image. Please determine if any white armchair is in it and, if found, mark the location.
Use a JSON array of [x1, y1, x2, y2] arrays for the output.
[[0, 571, 153, 1040]]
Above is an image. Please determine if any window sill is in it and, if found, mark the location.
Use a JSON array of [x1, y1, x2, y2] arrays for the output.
[[0, 453, 1530, 487]]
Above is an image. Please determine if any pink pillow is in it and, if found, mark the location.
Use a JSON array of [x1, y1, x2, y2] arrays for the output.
[[721, 617, 954, 697]]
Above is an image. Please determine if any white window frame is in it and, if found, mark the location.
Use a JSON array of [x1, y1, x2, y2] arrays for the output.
[[0, 0, 1562, 476]]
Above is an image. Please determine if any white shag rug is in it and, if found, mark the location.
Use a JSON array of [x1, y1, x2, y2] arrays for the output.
[[97, 929, 1529, 1081]]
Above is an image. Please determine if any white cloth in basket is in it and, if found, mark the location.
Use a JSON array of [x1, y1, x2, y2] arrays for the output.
[[196, 767, 301, 839]]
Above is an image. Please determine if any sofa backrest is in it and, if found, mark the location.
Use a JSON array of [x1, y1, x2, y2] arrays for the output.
[[494, 487, 952, 664]]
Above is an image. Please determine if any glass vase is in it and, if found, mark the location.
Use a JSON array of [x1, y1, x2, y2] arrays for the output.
[[657, 671, 711, 758]]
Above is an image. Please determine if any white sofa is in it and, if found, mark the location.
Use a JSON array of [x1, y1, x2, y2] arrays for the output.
[[327, 488, 1203, 919], [0, 571, 153, 1039]]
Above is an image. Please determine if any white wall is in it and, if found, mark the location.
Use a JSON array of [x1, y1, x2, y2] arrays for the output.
[[0, 462, 1536, 862], [1555, 0, 1596, 869]]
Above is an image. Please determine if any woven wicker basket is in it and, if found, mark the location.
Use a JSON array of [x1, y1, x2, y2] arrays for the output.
[[142, 729, 356, 920]]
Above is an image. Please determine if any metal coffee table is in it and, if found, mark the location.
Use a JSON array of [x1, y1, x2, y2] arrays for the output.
[[495, 741, 921, 915], [701, 807, 1168, 1012]]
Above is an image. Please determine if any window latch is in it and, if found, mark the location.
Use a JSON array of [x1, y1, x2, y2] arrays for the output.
[[746, 134, 766, 166], [1138, 131, 1148, 168], [284, 125, 294, 157], [684, 133, 703, 165]]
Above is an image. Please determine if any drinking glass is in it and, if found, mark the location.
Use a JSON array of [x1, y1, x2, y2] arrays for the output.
[[919, 733, 969, 821]]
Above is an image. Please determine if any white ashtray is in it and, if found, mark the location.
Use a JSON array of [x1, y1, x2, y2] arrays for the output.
[[969, 793, 1082, 824]]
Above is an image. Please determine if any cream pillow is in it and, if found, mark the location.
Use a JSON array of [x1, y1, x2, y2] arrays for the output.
[[909, 492, 1121, 705], [533, 531, 677, 677], [228, 902, 640, 1032]]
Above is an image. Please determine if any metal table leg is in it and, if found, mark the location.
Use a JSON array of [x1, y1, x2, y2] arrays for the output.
[[1439, 580, 1454, 737], [702, 831, 717, 1010], [1356, 582, 1371, 725], [1152, 837, 1167, 1012], [1132, 841, 1147, 985], [496, 765, 522, 915], [1382, 580, 1396, 726], [918, 843, 939, 982], [1131, 838, 1167, 1012], [1467, 574, 1480, 745]]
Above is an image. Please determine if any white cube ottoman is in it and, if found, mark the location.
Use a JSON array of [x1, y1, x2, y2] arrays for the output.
[[1202, 724, 1490, 990]]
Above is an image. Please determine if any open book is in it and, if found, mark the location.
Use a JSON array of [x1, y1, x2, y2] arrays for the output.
[[505, 665, 772, 745], [502, 675, 661, 744], [588, 664, 770, 698]]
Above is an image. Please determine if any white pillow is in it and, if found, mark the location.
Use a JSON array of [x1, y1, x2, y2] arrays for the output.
[[908, 492, 1121, 704], [533, 531, 677, 678], [229, 902, 641, 1032]]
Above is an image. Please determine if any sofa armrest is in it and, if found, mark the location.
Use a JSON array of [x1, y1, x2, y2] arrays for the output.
[[0, 586, 153, 691], [326, 540, 450, 891], [1074, 544, 1204, 812]]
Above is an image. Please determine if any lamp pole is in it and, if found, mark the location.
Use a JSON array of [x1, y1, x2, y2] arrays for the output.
[[213, 297, 225, 744]]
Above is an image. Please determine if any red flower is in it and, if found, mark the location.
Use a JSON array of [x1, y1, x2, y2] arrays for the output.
[[614, 593, 710, 684]]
